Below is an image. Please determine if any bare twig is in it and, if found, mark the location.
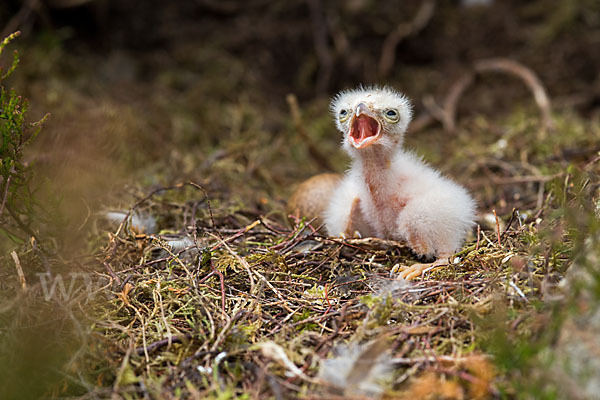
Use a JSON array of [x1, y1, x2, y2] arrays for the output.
[[475, 58, 553, 135], [469, 173, 562, 188], [103, 261, 121, 286], [47, 0, 101, 7], [428, 58, 552, 136], [5, 203, 37, 240], [0, 175, 10, 216], [501, 208, 518, 240], [11, 251, 27, 291], [135, 334, 192, 356], [492, 209, 502, 247], [113, 339, 135, 393], [209, 220, 261, 252], [423, 95, 450, 130], [306, 0, 333, 94], [441, 72, 475, 132], [1, 1, 39, 38], [378, 0, 435, 78], [409, 113, 435, 134]]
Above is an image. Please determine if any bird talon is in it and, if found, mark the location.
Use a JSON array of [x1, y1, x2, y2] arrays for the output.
[[389, 263, 408, 277], [394, 259, 449, 281], [405, 266, 426, 280], [390, 263, 408, 273], [396, 264, 428, 281]]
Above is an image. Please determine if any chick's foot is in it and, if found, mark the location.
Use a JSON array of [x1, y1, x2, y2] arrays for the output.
[[391, 256, 450, 281]]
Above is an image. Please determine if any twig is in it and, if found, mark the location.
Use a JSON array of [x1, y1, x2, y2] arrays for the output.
[[441, 72, 475, 132], [77, 197, 92, 231], [253, 270, 295, 313], [584, 153, 600, 170], [206, 230, 257, 295], [492, 209, 502, 247], [326, 236, 411, 253], [409, 113, 435, 134], [214, 261, 226, 315], [113, 339, 135, 393], [320, 283, 332, 321], [306, 0, 333, 94], [197, 260, 226, 316], [209, 220, 261, 252], [469, 173, 561, 188], [103, 261, 121, 286], [114, 182, 214, 239], [501, 208, 518, 240], [378, 0, 435, 78], [433, 58, 552, 135], [422, 95, 450, 130], [509, 281, 528, 302], [11, 250, 27, 291], [154, 280, 174, 354], [474, 58, 553, 136], [1, 1, 38, 38], [135, 334, 192, 356], [5, 204, 37, 241], [0, 175, 10, 216], [47, 0, 97, 8]]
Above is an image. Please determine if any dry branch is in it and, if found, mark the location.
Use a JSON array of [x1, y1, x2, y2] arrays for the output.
[[1, 0, 39, 38], [378, 0, 436, 78], [432, 58, 553, 136], [11, 251, 27, 291], [474, 58, 553, 135], [306, 0, 334, 94]]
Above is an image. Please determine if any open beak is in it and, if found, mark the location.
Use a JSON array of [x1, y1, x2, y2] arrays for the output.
[[349, 103, 381, 149]]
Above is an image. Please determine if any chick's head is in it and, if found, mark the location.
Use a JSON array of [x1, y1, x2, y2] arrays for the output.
[[330, 86, 413, 155]]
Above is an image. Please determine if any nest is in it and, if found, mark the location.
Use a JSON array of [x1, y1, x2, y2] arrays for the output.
[[80, 170, 582, 399]]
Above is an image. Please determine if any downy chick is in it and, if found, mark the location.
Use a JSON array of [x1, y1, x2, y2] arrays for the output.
[[290, 86, 476, 280]]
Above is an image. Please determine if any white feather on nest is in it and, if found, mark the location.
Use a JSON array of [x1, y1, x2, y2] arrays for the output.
[[319, 338, 393, 399]]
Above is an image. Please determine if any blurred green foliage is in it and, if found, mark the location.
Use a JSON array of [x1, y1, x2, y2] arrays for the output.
[[0, 31, 48, 250]]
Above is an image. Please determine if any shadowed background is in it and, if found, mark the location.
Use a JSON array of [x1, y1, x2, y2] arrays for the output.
[[1, 0, 599, 224]]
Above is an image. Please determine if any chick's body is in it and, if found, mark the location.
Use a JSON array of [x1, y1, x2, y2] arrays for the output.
[[290, 86, 476, 280], [325, 148, 475, 259]]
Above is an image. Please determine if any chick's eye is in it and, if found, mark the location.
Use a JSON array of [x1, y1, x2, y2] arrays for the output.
[[339, 109, 350, 122], [384, 109, 399, 122]]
